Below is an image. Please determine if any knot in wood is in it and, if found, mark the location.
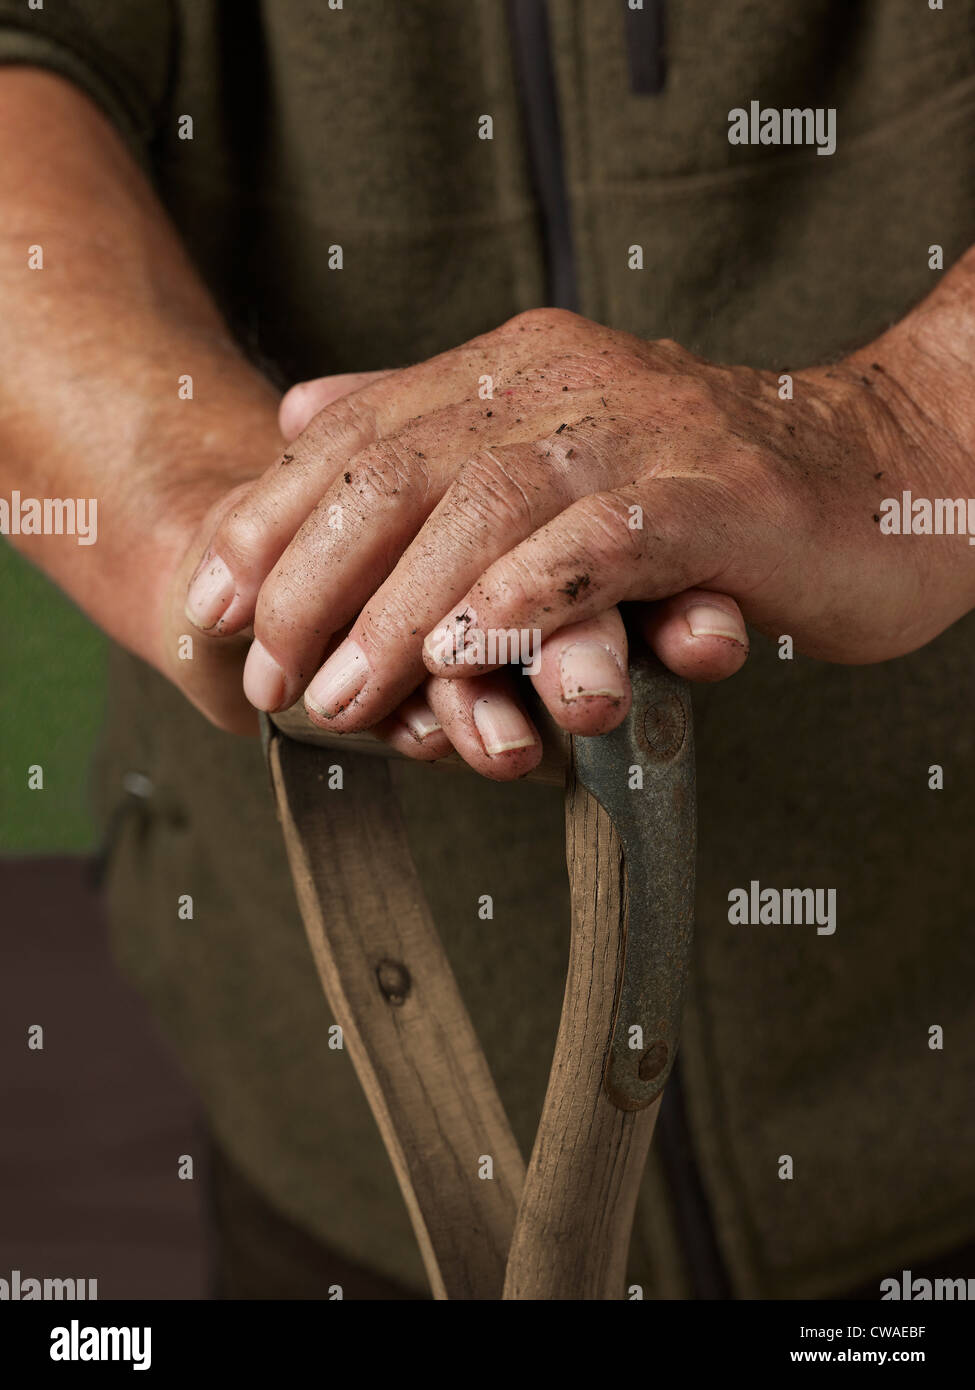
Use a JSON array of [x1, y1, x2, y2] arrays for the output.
[[376, 958, 411, 1006]]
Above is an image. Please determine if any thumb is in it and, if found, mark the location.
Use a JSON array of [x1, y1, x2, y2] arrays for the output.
[[278, 369, 394, 442]]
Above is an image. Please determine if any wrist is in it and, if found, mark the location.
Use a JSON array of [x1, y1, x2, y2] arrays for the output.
[[850, 248, 975, 491], [843, 253, 975, 611], [14, 399, 282, 676]]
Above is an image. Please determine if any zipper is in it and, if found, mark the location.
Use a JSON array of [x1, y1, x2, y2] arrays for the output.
[[504, 0, 579, 311], [505, 0, 731, 1299]]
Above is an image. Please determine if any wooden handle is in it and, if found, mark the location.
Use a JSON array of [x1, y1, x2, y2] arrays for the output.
[[265, 648, 696, 1300], [502, 762, 660, 1298], [267, 729, 525, 1299], [503, 655, 695, 1298], [268, 678, 569, 786]]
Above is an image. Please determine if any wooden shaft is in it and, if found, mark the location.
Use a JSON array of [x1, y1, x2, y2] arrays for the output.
[[268, 730, 525, 1299], [502, 757, 659, 1299], [265, 648, 694, 1300]]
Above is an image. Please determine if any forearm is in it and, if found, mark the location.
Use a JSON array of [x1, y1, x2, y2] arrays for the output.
[[0, 69, 281, 667]]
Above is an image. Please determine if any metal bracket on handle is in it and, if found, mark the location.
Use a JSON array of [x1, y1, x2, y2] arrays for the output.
[[572, 653, 696, 1112]]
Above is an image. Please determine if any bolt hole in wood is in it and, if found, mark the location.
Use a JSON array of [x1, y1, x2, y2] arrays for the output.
[[376, 959, 412, 1006]]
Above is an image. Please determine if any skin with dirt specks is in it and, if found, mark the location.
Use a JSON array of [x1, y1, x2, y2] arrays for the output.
[[190, 276, 975, 778]]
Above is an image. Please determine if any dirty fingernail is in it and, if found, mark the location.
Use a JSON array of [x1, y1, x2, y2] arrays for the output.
[[306, 639, 369, 717], [401, 702, 442, 741], [424, 606, 477, 666], [243, 640, 286, 712], [685, 604, 747, 645], [185, 555, 235, 630], [472, 695, 536, 755], [559, 641, 625, 701]]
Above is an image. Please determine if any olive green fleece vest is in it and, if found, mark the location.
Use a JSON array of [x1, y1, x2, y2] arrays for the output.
[[3, 0, 973, 1297]]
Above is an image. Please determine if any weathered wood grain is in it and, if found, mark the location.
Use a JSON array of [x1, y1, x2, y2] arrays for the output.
[[268, 730, 525, 1300], [502, 758, 659, 1299]]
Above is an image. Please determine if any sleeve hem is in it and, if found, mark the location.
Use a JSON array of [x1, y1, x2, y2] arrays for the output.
[[0, 25, 167, 172]]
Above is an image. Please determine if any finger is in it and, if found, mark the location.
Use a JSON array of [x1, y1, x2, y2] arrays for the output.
[[256, 392, 597, 718], [527, 607, 633, 736], [186, 318, 559, 637], [636, 589, 749, 682], [278, 371, 393, 443], [185, 386, 385, 636], [422, 478, 725, 676], [163, 487, 261, 736], [293, 432, 585, 726], [368, 686, 454, 762], [295, 400, 642, 730], [424, 668, 542, 781], [245, 620, 447, 764]]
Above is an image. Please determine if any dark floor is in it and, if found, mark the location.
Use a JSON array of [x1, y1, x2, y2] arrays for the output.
[[0, 857, 210, 1299]]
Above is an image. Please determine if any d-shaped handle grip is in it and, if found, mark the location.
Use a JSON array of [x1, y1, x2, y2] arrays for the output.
[[266, 678, 569, 784], [571, 653, 695, 1110], [265, 649, 695, 1113]]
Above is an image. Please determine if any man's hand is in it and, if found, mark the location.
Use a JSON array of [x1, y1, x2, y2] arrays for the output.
[[188, 281, 975, 776], [186, 316, 758, 778], [263, 363, 749, 776]]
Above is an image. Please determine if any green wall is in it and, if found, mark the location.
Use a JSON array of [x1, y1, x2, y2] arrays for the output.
[[1, 541, 107, 853]]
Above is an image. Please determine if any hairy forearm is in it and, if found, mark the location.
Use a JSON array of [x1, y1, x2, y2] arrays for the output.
[[0, 69, 281, 666]]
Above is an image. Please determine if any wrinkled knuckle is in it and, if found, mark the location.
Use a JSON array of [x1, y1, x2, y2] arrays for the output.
[[332, 392, 380, 437], [347, 439, 429, 506], [214, 503, 272, 570], [300, 394, 377, 458], [356, 590, 418, 648], [578, 492, 646, 562], [483, 553, 538, 617], [450, 450, 535, 531]]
